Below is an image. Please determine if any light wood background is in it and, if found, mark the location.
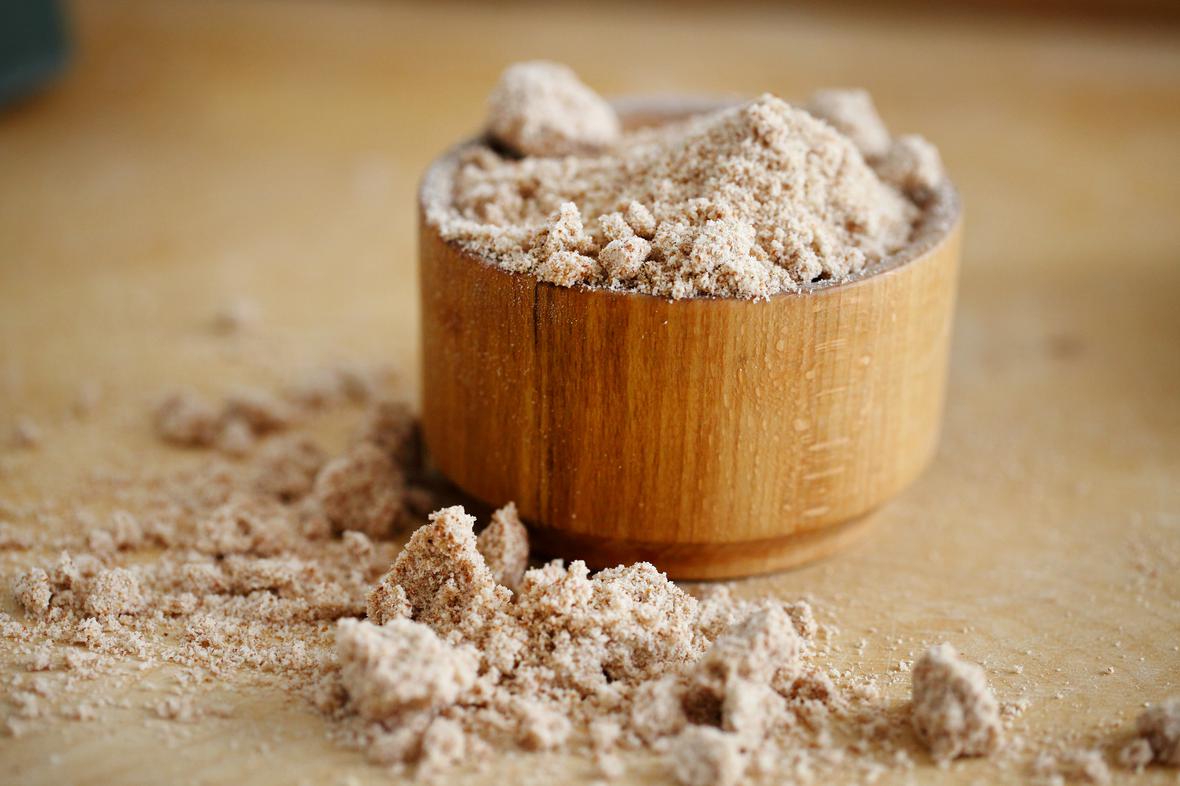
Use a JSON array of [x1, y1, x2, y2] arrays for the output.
[[1, 1, 1178, 784]]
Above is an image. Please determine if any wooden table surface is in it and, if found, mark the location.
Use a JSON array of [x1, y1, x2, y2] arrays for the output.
[[1, 1, 1178, 783]]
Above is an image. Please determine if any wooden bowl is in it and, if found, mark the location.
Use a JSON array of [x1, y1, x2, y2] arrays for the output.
[[418, 100, 962, 579]]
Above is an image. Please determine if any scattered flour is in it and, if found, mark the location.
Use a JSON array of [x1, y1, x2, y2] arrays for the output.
[[2, 367, 1170, 784], [486, 61, 621, 157], [910, 643, 1002, 761], [313, 443, 404, 538], [1032, 747, 1112, 785], [153, 389, 220, 447], [12, 416, 43, 449], [1129, 697, 1180, 767], [154, 386, 297, 452], [344, 503, 824, 781]]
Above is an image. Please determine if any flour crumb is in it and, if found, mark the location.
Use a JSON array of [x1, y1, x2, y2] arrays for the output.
[[105, 510, 144, 550], [486, 61, 621, 157], [342, 529, 375, 563], [337, 363, 395, 404], [532, 201, 599, 286], [876, 134, 946, 201], [353, 398, 418, 468], [1133, 697, 1180, 766], [222, 388, 294, 435], [282, 368, 344, 410], [196, 496, 292, 557], [680, 605, 804, 741], [253, 435, 327, 502], [371, 505, 508, 637], [155, 695, 204, 722], [154, 390, 219, 447], [625, 676, 684, 745], [600, 235, 651, 283], [806, 88, 891, 159], [911, 643, 1002, 761], [476, 502, 529, 590], [12, 416, 42, 449], [27, 645, 54, 671], [335, 618, 478, 721], [624, 200, 656, 240], [419, 716, 468, 775], [215, 417, 255, 457], [1118, 738, 1154, 771], [0, 521, 33, 550], [1033, 748, 1112, 785], [515, 700, 572, 751], [14, 567, 52, 617], [536, 249, 598, 287], [669, 726, 748, 786], [590, 719, 625, 778], [313, 443, 403, 538], [366, 580, 411, 625], [84, 568, 145, 616], [343, 502, 833, 776]]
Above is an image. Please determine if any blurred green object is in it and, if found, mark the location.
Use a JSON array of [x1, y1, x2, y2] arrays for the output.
[[0, 0, 69, 107]]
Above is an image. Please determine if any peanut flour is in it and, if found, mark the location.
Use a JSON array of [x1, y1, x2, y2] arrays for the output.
[[0, 371, 947, 783], [424, 61, 952, 300], [2, 364, 1175, 782]]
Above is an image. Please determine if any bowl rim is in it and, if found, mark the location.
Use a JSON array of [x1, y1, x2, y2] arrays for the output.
[[419, 94, 962, 304]]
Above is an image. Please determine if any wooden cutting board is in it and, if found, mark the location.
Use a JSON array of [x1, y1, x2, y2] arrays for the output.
[[1, 1, 1177, 783]]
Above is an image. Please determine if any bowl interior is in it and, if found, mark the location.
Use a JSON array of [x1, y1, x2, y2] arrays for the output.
[[420, 96, 961, 300]]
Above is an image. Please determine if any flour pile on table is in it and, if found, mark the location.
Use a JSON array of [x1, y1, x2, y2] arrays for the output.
[[332, 504, 828, 782], [3, 369, 1175, 784]]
